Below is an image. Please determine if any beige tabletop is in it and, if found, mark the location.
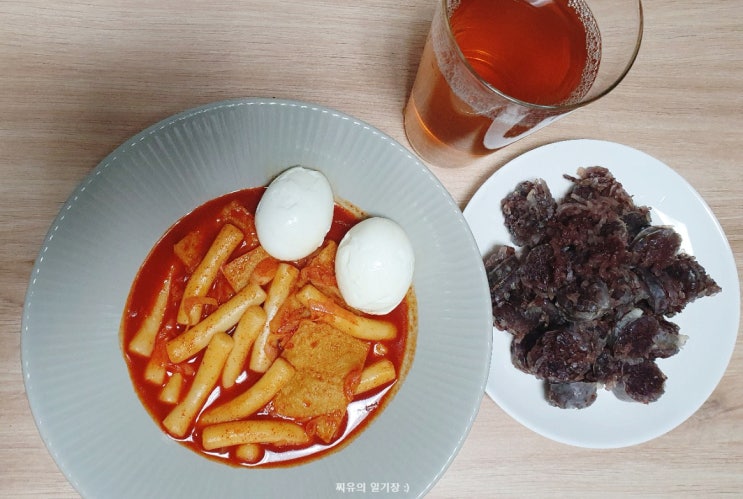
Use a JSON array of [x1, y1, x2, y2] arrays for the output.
[[2, 0, 742, 497]]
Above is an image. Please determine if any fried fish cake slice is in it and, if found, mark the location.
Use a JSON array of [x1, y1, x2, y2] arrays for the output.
[[272, 320, 369, 442]]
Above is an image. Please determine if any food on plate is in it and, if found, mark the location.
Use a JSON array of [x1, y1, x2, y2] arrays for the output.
[[335, 217, 415, 315], [255, 166, 334, 261], [120, 167, 416, 466], [485, 166, 720, 409]]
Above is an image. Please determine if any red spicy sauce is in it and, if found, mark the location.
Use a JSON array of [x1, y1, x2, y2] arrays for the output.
[[120, 188, 414, 467]]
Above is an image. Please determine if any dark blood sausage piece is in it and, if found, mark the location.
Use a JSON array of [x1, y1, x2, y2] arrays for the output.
[[500, 179, 556, 247], [555, 277, 611, 322], [637, 268, 670, 315], [563, 167, 637, 214], [520, 244, 556, 294], [612, 314, 661, 360], [612, 312, 686, 361], [651, 318, 685, 359], [611, 269, 647, 316], [484, 245, 521, 305], [621, 208, 652, 241], [630, 226, 682, 270], [523, 296, 565, 330], [589, 350, 622, 388], [613, 360, 667, 404], [526, 324, 599, 383], [510, 330, 542, 374], [664, 253, 722, 306], [485, 245, 543, 339], [546, 381, 598, 409], [494, 301, 538, 340], [638, 253, 721, 316]]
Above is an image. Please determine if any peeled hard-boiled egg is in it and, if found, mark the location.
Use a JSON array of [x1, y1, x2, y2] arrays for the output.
[[255, 166, 334, 261], [335, 217, 415, 315]]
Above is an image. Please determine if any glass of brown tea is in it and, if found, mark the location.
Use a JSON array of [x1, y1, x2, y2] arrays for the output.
[[404, 0, 643, 167]]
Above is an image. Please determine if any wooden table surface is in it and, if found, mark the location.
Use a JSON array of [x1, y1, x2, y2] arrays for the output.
[[2, 1, 741, 497]]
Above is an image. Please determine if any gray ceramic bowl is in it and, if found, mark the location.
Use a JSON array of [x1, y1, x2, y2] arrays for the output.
[[22, 98, 492, 498]]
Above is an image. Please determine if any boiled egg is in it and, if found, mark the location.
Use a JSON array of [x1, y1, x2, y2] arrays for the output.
[[255, 166, 334, 261], [335, 217, 415, 315]]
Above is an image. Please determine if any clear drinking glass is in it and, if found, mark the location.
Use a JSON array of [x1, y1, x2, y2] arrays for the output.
[[404, 0, 643, 167]]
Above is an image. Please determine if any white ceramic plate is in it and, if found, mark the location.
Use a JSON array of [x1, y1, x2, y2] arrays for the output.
[[22, 98, 492, 497], [464, 139, 739, 449]]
